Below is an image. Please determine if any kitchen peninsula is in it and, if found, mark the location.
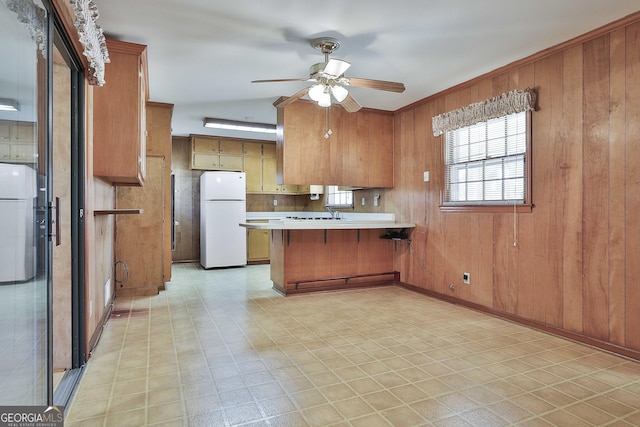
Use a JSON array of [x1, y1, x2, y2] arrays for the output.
[[241, 214, 414, 295]]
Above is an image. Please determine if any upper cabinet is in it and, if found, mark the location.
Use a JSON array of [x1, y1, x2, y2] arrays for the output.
[[0, 120, 36, 163], [190, 135, 244, 171], [93, 39, 149, 185], [276, 100, 394, 188]]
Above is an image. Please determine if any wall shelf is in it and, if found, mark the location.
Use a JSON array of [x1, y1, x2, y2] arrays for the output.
[[94, 209, 143, 216]]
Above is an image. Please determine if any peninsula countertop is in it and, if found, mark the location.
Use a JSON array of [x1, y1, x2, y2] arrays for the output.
[[240, 212, 415, 230]]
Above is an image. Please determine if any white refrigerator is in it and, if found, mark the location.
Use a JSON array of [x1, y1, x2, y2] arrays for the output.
[[200, 171, 247, 268], [0, 163, 37, 282]]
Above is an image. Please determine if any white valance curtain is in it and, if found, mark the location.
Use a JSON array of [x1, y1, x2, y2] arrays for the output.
[[70, 0, 110, 86], [432, 88, 536, 137]]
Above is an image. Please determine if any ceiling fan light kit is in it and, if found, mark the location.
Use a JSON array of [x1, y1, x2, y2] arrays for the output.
[[252, 37, 405, 112]]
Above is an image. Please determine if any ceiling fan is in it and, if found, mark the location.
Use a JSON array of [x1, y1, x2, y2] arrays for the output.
[[252, 37, 405, 112]]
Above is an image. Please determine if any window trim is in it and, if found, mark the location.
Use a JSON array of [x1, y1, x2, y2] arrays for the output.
[[324, 185, 354, 208], [439, 111, 532, 213]]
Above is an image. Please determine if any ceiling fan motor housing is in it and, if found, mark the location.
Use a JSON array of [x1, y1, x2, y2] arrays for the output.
[[311, 37, 340, 54]]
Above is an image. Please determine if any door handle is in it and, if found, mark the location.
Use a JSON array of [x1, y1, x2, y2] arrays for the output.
[[55, 196, 61, 246]]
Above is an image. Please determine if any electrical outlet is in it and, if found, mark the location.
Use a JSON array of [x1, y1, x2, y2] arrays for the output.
[[463, 272, 470, 284], [423, 171, 430, 182], [361, 197, 366, 206], [273, 199, 278, 207]]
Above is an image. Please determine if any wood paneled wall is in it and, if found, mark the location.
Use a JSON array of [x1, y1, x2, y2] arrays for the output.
[[392, 17, 640, 354]]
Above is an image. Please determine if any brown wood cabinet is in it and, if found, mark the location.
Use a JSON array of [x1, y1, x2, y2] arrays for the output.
[[276, 101, 394, 188], [146, 102, 174, 282], [114, 102, 173, 296], [93, 39, 148, 185], [115, 156, 165, 296]]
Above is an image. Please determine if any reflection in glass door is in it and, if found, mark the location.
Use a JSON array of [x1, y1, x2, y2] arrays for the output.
[[0, 0, 49, 405]]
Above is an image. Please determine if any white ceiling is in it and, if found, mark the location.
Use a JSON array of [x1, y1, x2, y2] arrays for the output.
[[94, 0, 639, 141]]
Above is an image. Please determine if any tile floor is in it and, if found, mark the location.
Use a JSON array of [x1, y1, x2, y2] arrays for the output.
[[65, 263, 640, 426]]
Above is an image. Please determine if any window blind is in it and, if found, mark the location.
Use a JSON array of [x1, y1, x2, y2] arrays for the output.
[[444, 111, 527, 205]]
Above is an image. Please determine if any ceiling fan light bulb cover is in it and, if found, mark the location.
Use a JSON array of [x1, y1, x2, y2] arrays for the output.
[[318, 92, 331, 107], [331, 85, 348, 102], [308, 84, 324, 102]]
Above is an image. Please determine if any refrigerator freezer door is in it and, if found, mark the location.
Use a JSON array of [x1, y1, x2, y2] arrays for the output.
[[0, 200, 36, 282], [201, 171, 246, 201], [200, 200, 247, 268], [0, 163, 37, 199]]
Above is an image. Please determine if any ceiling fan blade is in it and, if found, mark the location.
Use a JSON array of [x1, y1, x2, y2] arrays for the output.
[[273, 87, 310, 108], [339, 93, 362, 113], [252, 78, 309, 83], [323, 59, 351, 76], [347, 77, 406, 93]]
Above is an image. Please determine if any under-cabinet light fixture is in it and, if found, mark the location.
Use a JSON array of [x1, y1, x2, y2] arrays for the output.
[[0, 98, 20, 112], [203, 118, 276, 134]]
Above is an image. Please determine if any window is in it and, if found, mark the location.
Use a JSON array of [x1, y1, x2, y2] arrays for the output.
[[443, 111, 530, 210], [325, 186, 353, 207]]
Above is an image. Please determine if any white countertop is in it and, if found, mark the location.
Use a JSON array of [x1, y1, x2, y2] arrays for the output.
[[242, 212, 413, 230], [245, 211, 396, 221], [240, 219, 415, 230]]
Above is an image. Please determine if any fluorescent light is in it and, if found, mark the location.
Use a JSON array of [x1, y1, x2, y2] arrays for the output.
[[203, 118, 276, 134], [0, 98, 20, 112]]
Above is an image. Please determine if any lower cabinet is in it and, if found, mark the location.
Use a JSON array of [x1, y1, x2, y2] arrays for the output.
[[247, 221, 270, 263]]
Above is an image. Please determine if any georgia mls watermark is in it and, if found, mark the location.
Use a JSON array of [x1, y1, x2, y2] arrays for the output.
[[0, 406, 64, 427]]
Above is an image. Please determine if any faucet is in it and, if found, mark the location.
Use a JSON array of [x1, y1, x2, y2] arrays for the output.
[[326, 206, 336, 219]]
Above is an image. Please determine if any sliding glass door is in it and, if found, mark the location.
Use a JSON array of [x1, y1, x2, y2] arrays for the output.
[[0, 0, 85, 406], [0, 0, 50, 405]]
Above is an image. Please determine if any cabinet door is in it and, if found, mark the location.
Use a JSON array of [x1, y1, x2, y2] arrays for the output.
[[218, 155, 243, 171], [279, 184, 299, 194], [297, 185, 311, 194], [247, 227, 270, 261], [0, 121, 11, 141], [93, 39, 148, 185], [193, 136, 219, 153], [13, 122, 35, 143], [262, 156, 278, 193], [191, 153, 219, 169], [10, 143, 36, 163], [262, 143, 276, 158], [243, 141, 263, 157], [0, 143, 10, 161], [219, 140, 243, 155], [244, 156, 263, 193]]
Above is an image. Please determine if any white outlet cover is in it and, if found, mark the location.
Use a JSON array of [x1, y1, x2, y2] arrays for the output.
[[423, 171, 430, 182]]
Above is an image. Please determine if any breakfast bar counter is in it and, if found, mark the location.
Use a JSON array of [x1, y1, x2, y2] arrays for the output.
[[240, 215, 414, 295]]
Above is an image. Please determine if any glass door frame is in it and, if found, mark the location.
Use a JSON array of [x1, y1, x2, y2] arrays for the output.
[[43, 0, 86, 405]]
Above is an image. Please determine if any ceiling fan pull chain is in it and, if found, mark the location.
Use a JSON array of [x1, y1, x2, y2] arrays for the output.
[[324, 107, 332, 139]]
